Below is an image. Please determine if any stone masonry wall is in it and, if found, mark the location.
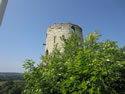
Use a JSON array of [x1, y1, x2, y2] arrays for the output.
[[45, 23, 83, 54]]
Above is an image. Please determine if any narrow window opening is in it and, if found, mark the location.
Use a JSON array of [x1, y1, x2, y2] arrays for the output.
[[54, 36, 56, 43], [70, 26, 75, 33], [46, 49, 48, 55]]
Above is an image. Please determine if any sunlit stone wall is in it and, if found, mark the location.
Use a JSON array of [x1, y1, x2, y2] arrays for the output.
[[45, 23, 83, 54]]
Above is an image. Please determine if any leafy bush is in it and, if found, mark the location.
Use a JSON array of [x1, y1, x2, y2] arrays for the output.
[[23, 31, 125, 94]]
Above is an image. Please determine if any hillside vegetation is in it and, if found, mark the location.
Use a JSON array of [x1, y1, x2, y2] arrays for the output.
[[0, 72, 24, 94], [0, 72, 23, 81]]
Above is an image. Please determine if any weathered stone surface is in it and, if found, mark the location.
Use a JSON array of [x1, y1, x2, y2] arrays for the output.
[[45, 23, 83, 54]]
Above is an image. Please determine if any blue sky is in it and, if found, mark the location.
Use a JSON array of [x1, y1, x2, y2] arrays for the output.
[[0, 0, 125, 72]]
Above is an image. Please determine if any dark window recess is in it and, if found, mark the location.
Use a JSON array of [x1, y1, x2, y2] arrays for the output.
[[54, 36, 56, 43], [70, 26, 75, 32], [46, 50, 48, 55]]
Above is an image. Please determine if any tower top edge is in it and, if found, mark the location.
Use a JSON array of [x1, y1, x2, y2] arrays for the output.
[[48, 23, 82, 31]]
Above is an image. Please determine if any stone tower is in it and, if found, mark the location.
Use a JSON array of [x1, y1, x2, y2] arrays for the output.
[[45, 23, 83, 54]]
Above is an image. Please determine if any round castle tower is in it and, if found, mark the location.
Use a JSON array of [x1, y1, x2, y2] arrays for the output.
[[45, 23, 83, 54]]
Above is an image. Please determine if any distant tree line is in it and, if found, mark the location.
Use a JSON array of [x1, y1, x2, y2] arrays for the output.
[[0, 73, 24, 94], [0, 72, 24, 81]]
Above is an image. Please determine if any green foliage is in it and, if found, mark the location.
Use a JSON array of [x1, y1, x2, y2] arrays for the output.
[[23, 31, 125, 94]]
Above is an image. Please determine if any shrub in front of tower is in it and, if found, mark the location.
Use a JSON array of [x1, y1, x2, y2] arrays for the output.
[[23, 31, 125, 94]]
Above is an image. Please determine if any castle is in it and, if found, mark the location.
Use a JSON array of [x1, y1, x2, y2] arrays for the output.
[[44, 23, 83, 54]]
